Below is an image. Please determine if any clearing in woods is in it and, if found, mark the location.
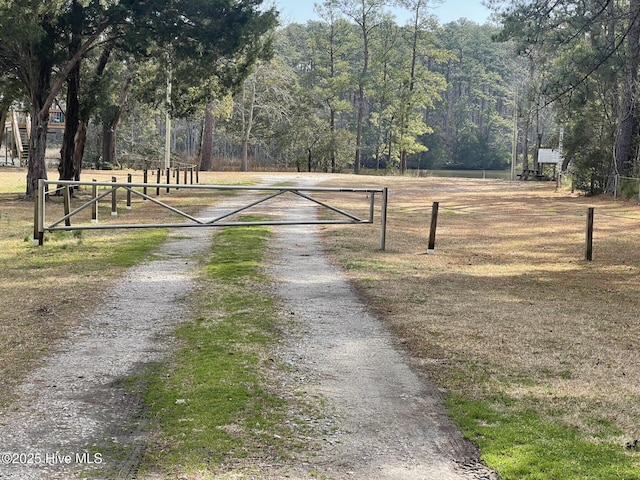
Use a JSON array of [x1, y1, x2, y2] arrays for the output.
[[0, 170, 639, 478]]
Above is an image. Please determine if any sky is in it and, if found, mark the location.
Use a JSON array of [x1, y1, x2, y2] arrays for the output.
[[274, 0, 492, 26]]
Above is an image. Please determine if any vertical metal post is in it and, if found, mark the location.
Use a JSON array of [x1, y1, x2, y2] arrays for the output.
[[33, 184, 39, 244], [37, 179, 45, 245], [156, 169, 161, 196], [34, 179, 45, 246], [184, 166, 188, 185], [143, 169, 148, 199], [39, 180, 45, 244], [63, 185, 72, 227], [585, 207, 595, 261], [428, 202, 440, 254], [91, 180, 98, 223], [380, 187, 388, 251], [190, 166, 194, 185], [369, 192, 375, 223], [126, 173, 132, 210], [176, 165, 180, 190], [166, 167, 170, 194], [111, 176, 118, 216], [196, 167, 199, 184]]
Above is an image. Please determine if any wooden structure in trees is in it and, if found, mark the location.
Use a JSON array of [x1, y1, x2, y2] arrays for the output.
[[3, 109, 65, 165]]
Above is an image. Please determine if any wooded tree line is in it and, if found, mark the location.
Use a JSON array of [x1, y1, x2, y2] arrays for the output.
[[2, 0, 640, 196], [214, 3, 524, 174], [235, 0, 640, 189], [145, 4, 524, 175], [493, 0, 640, 193]]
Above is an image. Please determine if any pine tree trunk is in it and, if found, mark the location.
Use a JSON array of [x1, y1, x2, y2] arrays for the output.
[[73, 121, 86, 181], [330, 109, 337, 173], [522, 116, 530, 171], [59, 0, 82, 182], [26, 108, 50, 200], [614, 0, 640, 175], [25, 58, 52, 200], [24, 38, 56, 199], [0, 109, 6, 150], [355, 80, 364, 174], [400, 150, 408, 174], [200, 102, 215, 171], [241, 79, 256, 172], [59, 59, 80, 181], [102, 123, 116, 167], [354, 22, 370, 175], [101, 76, 132, 167], [400, 1, 421, 176]]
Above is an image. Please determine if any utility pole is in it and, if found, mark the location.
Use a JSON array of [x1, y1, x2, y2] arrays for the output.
[[165, 54, 172, 170], [511, 87, 518, 180]]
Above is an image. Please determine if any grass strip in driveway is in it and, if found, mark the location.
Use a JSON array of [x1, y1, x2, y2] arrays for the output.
[[137, 218, 310, 478]]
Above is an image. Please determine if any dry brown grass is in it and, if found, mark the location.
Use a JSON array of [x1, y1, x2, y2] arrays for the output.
[[316, 175, 640, 444]]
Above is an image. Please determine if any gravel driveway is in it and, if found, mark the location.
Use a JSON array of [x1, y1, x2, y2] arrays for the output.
[[0, 175, 497, 480]]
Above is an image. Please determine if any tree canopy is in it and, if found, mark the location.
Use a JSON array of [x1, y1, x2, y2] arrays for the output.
[[0, 0, 277, 197], [232, 10, 520, 173]]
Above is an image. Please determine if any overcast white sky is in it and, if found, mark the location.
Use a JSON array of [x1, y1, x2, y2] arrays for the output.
[[274, 0, 492, 26]]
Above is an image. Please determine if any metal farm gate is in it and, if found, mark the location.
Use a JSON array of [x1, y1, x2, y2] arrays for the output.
[[33, 179, 388, 249]]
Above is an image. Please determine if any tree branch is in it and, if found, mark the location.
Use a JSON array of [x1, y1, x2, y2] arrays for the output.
[[39, 22, 112, 119]]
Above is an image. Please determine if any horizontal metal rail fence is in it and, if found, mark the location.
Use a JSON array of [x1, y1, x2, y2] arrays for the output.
[[34, 179, 388, 249]]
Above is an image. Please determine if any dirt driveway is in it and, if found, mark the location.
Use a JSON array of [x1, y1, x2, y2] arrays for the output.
[[0, 174, 496, 479], [261, 175, 496, 479]]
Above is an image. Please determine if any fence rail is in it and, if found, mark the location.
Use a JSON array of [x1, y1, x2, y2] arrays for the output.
[[34, 179, 388, 250]]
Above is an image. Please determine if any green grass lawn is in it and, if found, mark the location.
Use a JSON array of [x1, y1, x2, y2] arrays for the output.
[[448, 395, 640, 480]]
